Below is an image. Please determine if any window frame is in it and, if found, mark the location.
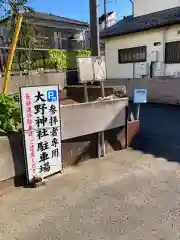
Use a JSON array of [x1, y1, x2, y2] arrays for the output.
[[165, 41, 180, 64], [118, 46, 147, 64]]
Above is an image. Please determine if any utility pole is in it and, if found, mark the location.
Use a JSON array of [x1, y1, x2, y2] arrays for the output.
[[89, 0, 100, 56], [89, 0, 105, 157], [104, 0, 107, 29]]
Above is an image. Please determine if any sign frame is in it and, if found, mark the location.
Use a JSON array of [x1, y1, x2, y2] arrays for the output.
[[133, 88, 147, 104], [19, 84, 63, 184], [91, 56, 106, 81], [77, 56, 94, 83], [77, 56, 106, 83]]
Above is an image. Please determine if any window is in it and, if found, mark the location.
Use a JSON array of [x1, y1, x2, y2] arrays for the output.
[[118, 46, 146, 64], [165, 41, 180, 63]]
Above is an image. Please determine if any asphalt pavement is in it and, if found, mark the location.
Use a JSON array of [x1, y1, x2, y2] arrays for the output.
[[1, 148, 180, 239], [1, 103, 180, 239], [131, 103, 180, 163]]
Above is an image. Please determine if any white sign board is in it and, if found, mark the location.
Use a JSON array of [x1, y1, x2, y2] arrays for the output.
[[77, 57, 94, 83], [92, 56, 106, 81], [77, 56, 106, 83], [20, 85, 62, 183]]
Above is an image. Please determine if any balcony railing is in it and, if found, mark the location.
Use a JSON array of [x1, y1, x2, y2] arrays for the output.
[[0, 35, 89, 51], [18, 37, 89, 51]]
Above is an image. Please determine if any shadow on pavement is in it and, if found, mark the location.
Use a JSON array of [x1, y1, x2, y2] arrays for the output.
[[130, 103, 180, 163]]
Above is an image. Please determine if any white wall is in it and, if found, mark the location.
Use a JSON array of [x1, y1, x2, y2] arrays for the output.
[[61, 99, 127, 140], [134, 0, 180, 17], [99, 12, 117, 30], [105, 24, 180, 79], [106, 12, 116, 28]]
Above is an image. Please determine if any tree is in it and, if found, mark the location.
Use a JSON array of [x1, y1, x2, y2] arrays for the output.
[[1, 0, 35, 48], [0, 0, 33, 19], [0, 0, 36, 74]]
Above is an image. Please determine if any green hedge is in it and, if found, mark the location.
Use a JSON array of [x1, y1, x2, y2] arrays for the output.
[[48, 49, 91, 70], [12, 49, 91, 71]]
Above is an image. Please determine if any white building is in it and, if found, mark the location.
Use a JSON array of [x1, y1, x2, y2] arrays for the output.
[[99, 11, 117, 30], [99, 12, 116, 55], [101, 0, 180, 78], [85, 12, 116, 53]]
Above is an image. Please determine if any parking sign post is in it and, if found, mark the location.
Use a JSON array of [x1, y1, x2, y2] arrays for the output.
[[133, 88, 147, 120], [19, 85, 63, 184]]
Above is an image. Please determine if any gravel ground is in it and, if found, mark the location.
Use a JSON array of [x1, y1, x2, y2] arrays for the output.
[[1, 149, 180, 240]]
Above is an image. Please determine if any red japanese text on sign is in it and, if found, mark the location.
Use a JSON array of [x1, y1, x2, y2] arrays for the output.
[[25, 93, 36, 176]]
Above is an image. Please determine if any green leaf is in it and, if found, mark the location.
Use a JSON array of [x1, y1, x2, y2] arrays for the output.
[[48, 49, 91, 70], [0, 94, 20, 132]]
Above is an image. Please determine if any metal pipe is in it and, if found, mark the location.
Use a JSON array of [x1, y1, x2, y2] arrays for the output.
[[83, 83, 89, 102], [136, 104, 140, 120], [100, 81, 105, 98], [129, 0, 134, 16], [98, 132, 101, 158], [162, 27, 168, 77], [101, 131, 106, 157], [100, 80, 106, 157]]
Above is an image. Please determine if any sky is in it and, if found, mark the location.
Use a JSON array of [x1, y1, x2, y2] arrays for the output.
[[30, 0, 132, 22]]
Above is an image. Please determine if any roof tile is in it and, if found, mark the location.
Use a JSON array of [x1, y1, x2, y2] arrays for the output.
[[100, 6, 180, 38]]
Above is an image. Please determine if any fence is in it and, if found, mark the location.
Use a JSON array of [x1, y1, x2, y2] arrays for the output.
[[0, 47, 53, 73], [30, 37, 89, 51], [0, 35, 90, 73], [105, 77, 180, 105]]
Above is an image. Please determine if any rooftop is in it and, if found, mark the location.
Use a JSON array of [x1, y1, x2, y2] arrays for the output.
[[25, 11, 89, 27], [0, 11, 89, 27], [100, 6, 180, 39], [99, 11, 114, 25]]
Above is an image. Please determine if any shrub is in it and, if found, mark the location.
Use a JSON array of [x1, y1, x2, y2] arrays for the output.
[[48, 50, 67, 70], [0, 94, 21, 132], [12, 49, 91, 71], [48, 49, 91, 70]]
